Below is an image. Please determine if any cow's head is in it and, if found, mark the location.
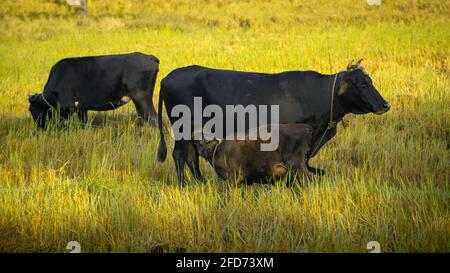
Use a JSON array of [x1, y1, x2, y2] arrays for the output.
[[194, 139, 220, 161], [192, 130, 220, 161], [28, 93, 51, 128], [337, 59, 390, 115]]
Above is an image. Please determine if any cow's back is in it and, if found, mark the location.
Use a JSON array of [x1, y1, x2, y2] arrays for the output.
[[160, 66, 325, 125], [51, 52, 157, 79], [44, 52, 158, 109]]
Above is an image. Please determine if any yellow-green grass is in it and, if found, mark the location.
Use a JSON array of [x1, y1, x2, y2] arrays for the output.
[[0, 0, 448, 252]]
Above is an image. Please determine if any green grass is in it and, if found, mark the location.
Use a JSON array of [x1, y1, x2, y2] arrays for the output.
[[0, 0, 449, 252]]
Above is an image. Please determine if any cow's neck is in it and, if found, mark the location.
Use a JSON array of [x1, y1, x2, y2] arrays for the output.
[[313, 72, 348, 130], [305, 72, 349, 158], [331, 96, 347, 124]]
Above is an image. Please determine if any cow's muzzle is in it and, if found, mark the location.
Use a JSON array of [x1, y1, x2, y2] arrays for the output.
[[375, 103, 390, 115]]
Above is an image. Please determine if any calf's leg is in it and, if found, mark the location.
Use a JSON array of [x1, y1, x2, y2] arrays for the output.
[[285, 158, 311, 187], [284, 133, 313, 187], [294, 162, 311, 187]]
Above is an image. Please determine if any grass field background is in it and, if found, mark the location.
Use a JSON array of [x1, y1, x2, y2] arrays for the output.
[[0, 0, 448, 252]]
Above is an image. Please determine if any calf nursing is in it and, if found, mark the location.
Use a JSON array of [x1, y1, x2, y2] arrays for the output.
[[193, 124, 314, 185]]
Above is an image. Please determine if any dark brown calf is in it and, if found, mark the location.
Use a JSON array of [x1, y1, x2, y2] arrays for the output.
[[193, 123, 313, 185]]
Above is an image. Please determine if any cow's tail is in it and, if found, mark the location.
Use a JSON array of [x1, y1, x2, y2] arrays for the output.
[[157, 88, 167, 162]]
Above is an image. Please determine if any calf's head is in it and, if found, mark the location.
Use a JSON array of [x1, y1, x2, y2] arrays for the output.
[[28, 93, 51, 128], [194, 139, 219, 161], [337, 59, 390, 115], [192, 131, 221, 161]]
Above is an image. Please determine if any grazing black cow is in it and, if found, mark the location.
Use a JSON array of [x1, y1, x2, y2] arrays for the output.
[[29, 52, 159, 128], [193, 124, 314, 186], [157, 59, 390, 187]]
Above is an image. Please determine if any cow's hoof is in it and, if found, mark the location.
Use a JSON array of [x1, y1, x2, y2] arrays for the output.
[[307, 166, 325, 176]]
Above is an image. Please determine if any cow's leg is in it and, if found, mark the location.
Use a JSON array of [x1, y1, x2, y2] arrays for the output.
[[130, 70, 158, 127], [306, 159, 325, 176], [146, 72, 158, 125], [58, 109, 71, 128], [39, 109, 52, 129], [77, 110, 88, 126], [132, 95, 156, 127], [306, 127, 336, 176], [172, 140, 188, 188], [185, 141, 205, 182]]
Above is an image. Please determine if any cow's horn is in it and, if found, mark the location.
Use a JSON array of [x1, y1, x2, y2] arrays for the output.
[[355, 58, 364, 67], [347, 59, 354, 70]]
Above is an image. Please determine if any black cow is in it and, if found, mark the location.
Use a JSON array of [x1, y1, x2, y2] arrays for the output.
[[157, 59, 390, 187], [29, 52, 159, 128]]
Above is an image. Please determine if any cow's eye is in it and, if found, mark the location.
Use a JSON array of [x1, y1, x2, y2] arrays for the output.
[[361, 82, 368, 88]]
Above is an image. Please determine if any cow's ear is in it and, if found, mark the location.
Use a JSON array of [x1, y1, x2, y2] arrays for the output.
[[338, 82, 349, 96], [355, 58, 364, 67]]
